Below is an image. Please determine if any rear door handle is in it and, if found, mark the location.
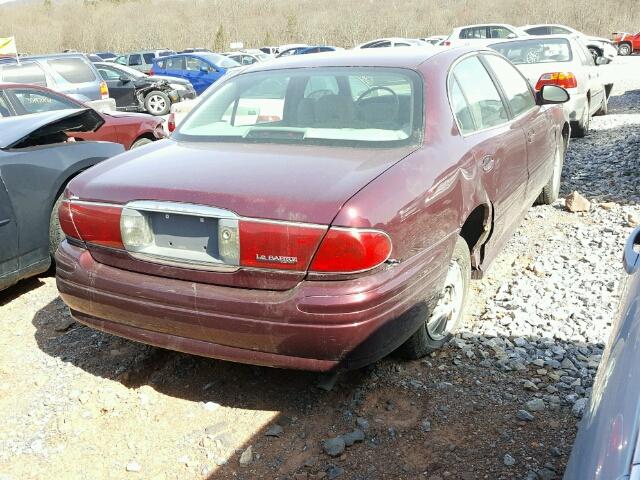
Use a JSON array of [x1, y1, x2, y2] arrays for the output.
[[481, 155, 495, 172]]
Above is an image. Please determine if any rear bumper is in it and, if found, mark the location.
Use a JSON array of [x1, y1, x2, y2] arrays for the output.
[[55, 240, 449, 371]]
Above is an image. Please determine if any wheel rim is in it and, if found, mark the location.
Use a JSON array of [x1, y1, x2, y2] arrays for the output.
[[426, 261, 464, 341], [148, 95, 166, 114], [620, 45, 630, 55]]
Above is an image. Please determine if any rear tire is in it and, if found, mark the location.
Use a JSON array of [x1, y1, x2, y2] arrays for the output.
[[131, 137, 153, 149], [595, 92, 608, 116], [49, 193, 65, 259], [397, 237, 471, 359], [536, 140, 565, 205], [618, 43, 632, 56], [572, 101, 590, 138], [144, 91, 171, 116]]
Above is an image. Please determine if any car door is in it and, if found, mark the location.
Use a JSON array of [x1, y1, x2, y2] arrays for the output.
[[574, 40, 605, 114], [0, 173, 18, 288], [483, 54, 555, 203], [185, 56, 218, 94], [450, 54, 528, 255], [163, 56, 187, 84], [97, 65, 137, 109]]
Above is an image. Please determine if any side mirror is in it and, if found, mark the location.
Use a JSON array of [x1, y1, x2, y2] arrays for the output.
[[595, 56, 609, 66], [200, 66, 212, 73], [536, 85, 570, 105], [119, 76, 131, 84]]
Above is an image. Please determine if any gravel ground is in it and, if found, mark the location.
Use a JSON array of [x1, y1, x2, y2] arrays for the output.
[[0, 57, 638, 480]]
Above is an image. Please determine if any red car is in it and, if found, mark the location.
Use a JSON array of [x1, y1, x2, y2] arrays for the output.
[[613, 31, 640, 56], [55, 48, 570, 371], [0, 83, 165, 149]]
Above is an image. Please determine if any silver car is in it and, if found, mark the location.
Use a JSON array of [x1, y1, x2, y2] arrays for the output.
[[0, 54, 111, 107], [563, 227, 640, 479], [490, 34, 610, 138]]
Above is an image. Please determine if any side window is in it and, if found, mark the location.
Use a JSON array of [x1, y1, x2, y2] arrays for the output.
[[166, 57, 185, 70], [0, 62, 47, 86], [186, 57, 210, 71], [526, 26, 550, 35], [304, 75, 339, 98], [484, 55, 536, 117], [114, 55, 127, 65], [452, 56, 508, 130], [47, 58, 96, 83], [129, 54, 142, 66], [449, 77, 476, 134], [460, 28, 470, 39], [241, 55, 255, 65], [222, 77, 289, 126], [490, 27, 514, 39], [97, 67, 121, 81], [142, 53, 155, 64], [155, 59, 166, 69], [11, 88, 78, 114], [371, 41, 391, 48], [471, 27, 488, 39], [551, 26, 571, 34]]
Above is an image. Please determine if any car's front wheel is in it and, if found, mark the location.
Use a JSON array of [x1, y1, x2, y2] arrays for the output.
[[398, 237, 471, 359], [618, 43, 632, 56], [49, 193, 65, 259], [144, 91, 171, 116], [536, 140, 565, 205]]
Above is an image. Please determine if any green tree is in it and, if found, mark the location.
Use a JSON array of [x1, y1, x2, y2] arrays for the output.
[[214, 25, 226, 52]]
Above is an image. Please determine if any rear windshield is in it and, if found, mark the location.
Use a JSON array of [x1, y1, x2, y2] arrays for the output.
[[46, 57, 97, 83], [174, 67, 423, 148], [0, 62, 47, 86], [197, 53, 240, 69], [490, 38, 573, 64]]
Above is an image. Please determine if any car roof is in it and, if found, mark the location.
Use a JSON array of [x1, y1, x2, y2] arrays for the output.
[[489, 34, 578, 45], [235, 47, 474, 72], [18, 52, 91, 61], [521, 24, 576, 29]]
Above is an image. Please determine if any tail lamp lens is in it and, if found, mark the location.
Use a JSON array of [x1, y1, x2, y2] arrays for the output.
[[218, 219, 240, 265], [167, 112, 176, 133], [99, 81, 109, 99], [63, 202, 123, 249], [309, 228, 392, 273], [239, 221, 325, 271], [120, 208, 153, 250], [535, 72, 577, 91]]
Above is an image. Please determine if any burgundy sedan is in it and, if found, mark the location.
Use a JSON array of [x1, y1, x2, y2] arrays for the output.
[[0, 83, 165, 149], [55, 48, 570, 371]]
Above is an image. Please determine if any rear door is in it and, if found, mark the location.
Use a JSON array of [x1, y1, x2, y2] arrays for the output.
[[44, 56, 101, 101], [482, 54, 555, 203], [127, 53, 144, 72], [162, 56, 187, 83], [450, 54, 528, 249], [0, 172, 18, 286]]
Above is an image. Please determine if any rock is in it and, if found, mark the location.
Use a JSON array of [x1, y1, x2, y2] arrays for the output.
[[54, 317, 75, 332], [355, 417, 369, 430], [572, 398, 588, 418], [523, 380, 538, 391], [516, 410, 535, 421], [341, 429, 364, 446], [326, 465, 344, 479], [525, 398, 545, 412], [627, 213, 640, 227], [239, 445, 253, 466], [599, 202, 616, 210], [565, 191, 591, 213], [550, 447, 562, 457], [503, 453, 516, 466], [203, 401, 220, 412], [264, 424, 283, 437], [421, 419, 432, 432], [125, 461, 141, 472], [322, 436, 345, 457]]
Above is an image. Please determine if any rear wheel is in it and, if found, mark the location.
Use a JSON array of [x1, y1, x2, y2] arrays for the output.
[[572, 101, 590, 138], [595, 92, 608, 116], [144, 91, 171, 116], [49, 193, 65, 259], [397, 237, 471, 359], [536, 140, 565, 205], [618, 43, 632, 56]]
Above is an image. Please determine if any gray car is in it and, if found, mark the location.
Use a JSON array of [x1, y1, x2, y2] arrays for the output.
[[0, 54, 111, 107], [0, 109, 124, 291], [563, 227, 640, 479], [111, 49, 176, 74]]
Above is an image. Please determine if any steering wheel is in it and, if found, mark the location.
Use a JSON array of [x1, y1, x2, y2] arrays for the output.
[[306, 89, 335, 100], [356, 86, 400, 121]]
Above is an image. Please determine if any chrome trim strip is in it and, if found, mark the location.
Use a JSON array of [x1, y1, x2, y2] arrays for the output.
[[128, 252, 240, 272], [125, 200, 238, 219]]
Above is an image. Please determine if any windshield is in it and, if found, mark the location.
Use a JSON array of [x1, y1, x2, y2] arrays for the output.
[[490, 38, 573, 64], [174, 67, 423, 148], [198, 53, 240, 69]]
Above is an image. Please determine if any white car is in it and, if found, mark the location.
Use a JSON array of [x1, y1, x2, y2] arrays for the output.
[[223, 50, 274, 65], [442, 24, 528, 47], [421, 35, 447, 45], [489, 34, 610, 138], [355, 38, 431, 49], [521, 24, 617, 61]]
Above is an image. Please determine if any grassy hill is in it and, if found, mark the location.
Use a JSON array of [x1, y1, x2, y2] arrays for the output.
[[0, 0, 637, 54]]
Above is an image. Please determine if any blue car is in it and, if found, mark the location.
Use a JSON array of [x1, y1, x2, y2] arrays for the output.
[[151, 53, 240, 95]]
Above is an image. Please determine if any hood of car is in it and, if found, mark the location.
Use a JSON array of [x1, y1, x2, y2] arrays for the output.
[[0, 108, 104, 149], [68, 138, 418, 225]]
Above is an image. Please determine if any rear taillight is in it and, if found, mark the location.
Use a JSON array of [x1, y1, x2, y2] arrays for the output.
[[59, 200, 392, 275], [443, 41, 451, 46], [59, 200, 123, 249], [309, 227, 392, 273], [167, 112, 176, 133], [99, 80, 109, 99], [149, 66, 155, 75], [535, 72, 577, 91]]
